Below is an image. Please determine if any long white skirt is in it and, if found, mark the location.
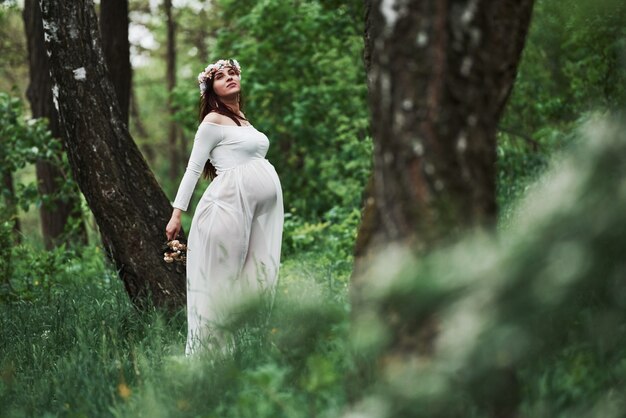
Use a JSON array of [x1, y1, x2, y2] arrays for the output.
[[185, 159, 283, 354]]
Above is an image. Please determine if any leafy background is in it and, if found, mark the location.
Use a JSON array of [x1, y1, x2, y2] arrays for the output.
[[1, 0, 625, 416]]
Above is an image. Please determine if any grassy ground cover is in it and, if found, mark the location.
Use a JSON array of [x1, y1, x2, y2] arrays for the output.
[[1, 243, 355, 418], [2, 117, 626, 418]]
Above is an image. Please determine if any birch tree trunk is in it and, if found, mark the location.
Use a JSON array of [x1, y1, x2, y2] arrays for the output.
[[354, 0, 534, 280], [352, 1, 534, 415], [38, 0, 186, 309]]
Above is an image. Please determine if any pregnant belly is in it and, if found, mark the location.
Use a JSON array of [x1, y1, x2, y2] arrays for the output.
[[241, 161, 279, 214]]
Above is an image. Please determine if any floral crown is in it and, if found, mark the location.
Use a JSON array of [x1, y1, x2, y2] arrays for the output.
[[197, 59, 242, 95]]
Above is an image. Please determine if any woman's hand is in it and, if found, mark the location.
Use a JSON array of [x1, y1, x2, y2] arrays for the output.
[[165, 209, 183, 241]]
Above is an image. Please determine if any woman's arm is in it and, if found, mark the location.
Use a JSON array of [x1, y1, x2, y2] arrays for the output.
[[171, 122, 223, 211], [165, 122, 223, 239]]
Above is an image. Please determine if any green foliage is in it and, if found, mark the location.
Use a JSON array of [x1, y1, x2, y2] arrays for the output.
[[3, 1, 625, 417], [283, 205, 360, 260], [504, 0, 626, 132], [0, 93, 85, 245], [0, 219, 13, 290], [0, 244, 184, 417], [496, 113, 591, 226], [0, 3, 28, 95], [4, 116, 626, 418], [114, 278, 351, 418], [521, 339, 622, 416], [497, 0, 626, 219], [0, 92, 54, 236], [351, 115, 626, 417], [0, 93, 58, 176], [0, 239, 354, 418], [171, 0, 371, 219]]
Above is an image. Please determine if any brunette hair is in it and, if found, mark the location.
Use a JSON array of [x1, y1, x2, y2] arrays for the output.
[[198, 72, 247, 180]]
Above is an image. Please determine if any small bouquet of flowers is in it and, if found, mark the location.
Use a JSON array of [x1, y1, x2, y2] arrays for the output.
[[162, 239, 187, 265]]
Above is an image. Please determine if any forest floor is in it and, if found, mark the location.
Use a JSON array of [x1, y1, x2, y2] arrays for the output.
[[3, 119, 626, 418], [1, 244, 355, 418], [1, 242, 622, 418]]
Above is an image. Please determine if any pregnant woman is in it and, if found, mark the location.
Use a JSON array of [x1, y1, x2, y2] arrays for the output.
[[165, 59, 283, 355]]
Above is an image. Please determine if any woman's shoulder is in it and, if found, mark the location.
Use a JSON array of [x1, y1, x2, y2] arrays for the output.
[[201, 112, 230, 125], [201, 111, 251, 127]]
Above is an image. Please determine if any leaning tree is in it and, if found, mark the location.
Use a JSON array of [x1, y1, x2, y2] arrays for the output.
[[38, 0, 186, 309]]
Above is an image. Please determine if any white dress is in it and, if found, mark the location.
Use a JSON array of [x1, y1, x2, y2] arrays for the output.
[[172, 121, 283, 354]]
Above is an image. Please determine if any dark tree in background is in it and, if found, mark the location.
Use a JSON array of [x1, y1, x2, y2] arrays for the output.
[[191, 6, 209, 65], [164, 0, 180, 179], [23, 0, 88, 250], [38, 0, 185, 309], [354, 0, 534, 274], [99, 0, 131, 125]]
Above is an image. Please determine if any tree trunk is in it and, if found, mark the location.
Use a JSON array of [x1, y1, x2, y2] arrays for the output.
[[195, 7, 209, 65], [352, 0, 534, 414], [354, 0, 534, 275], [23, 0, 88, 250], [99, 0, 131, 126], [164, 0, 179, 180], [352, 0, 535, 415], [38, 0, 186, 309]]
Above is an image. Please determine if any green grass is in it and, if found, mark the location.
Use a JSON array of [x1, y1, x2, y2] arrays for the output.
[[5, 243, 621, 418], [3, 117, 626, 418], [0, 244, 355, 418]]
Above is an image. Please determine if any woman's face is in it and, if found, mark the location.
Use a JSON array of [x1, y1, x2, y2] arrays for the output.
[[212, 66, 241, 99]]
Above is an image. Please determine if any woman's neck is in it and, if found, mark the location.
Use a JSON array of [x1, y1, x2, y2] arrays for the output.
[[222, 97, 240, 115]]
